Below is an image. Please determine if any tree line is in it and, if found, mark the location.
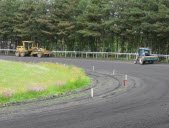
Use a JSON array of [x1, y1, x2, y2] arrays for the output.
[[0, 0, 169, 54]]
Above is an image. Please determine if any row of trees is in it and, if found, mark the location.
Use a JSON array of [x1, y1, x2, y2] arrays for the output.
[[0, 0, 169, 54]]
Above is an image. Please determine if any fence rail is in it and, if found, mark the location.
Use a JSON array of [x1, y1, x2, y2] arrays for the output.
[[0, 49, 16, 55], [0, 49, 169, 62], [52, 51, 138, 60]]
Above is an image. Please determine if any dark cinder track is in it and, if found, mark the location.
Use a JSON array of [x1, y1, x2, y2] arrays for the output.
[[0, 56, 169, 128]]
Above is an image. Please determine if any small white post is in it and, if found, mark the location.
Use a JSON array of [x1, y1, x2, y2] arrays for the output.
[[125, 74, 127, 81], [93, 66, 95, 71], [113, 70, 115, 75], [91, 88, 94, 98]]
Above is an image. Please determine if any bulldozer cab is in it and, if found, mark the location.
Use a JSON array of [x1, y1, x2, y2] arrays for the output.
[[22, 41, 35, 50]]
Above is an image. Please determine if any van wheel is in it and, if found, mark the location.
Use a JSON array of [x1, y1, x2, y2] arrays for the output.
[[149, 61, 154, 64], [139, 58, 144, 65], [134, 59, 137, 64]]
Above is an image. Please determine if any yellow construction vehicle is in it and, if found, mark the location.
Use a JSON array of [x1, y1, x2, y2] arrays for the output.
[[15, 41, 52, 57]]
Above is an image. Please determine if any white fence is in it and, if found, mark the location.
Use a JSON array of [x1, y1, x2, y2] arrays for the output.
[[0, 49, 16, 55], [0, 49, 169, 62], [52, 51, 138, 60], [52, 51, 169, 62]]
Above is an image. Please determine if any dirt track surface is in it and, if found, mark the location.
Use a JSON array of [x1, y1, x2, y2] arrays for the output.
[[0, 56, 169, 128]]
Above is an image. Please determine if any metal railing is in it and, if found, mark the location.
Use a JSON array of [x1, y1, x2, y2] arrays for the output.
[[52, 51, 137, 60], [0, 49, 16, 55], [0, 49, 168, 62]]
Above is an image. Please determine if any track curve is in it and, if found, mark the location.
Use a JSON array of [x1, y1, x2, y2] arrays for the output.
[[0, 56, 169, 128]]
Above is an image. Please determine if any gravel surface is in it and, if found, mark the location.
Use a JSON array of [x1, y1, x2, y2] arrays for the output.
[[0, 56, 168, 128]]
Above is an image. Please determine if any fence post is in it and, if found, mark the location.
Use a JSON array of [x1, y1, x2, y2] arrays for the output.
[[129, 54, 131, 60], [166, 55, 168, 63], [65, 51, 66, 58], [81, 52, 83, 58], [135, 53, 137, 59]]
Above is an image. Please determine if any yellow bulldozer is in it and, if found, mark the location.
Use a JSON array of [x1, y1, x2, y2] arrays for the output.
[[15, 41, 52, 57]]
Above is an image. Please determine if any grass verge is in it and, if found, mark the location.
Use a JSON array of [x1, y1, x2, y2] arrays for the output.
[[0, 60, 90, 104]]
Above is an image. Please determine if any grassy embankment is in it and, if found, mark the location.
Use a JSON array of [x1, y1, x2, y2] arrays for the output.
[[0, 60, 90, 104]]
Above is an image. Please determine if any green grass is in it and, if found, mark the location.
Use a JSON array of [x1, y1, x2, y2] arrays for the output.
[[0, 60, 90, 104]]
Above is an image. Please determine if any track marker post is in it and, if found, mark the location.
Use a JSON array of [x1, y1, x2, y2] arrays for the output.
[[123, 74, 127, 87], [125, 74, 127, 81], [93, 66, 95, 71], [91, 88, 94, 98], [113, 70, 115, 75]]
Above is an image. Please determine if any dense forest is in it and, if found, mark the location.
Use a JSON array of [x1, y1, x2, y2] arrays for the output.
[[0, 0, 169, 54]]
